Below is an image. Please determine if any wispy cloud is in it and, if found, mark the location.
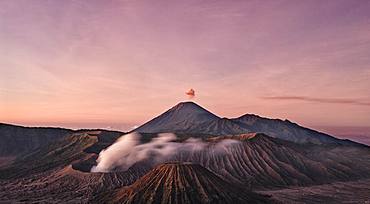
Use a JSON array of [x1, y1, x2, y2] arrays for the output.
[[1, 0, 370, 127], [262, 96, 370, 106]]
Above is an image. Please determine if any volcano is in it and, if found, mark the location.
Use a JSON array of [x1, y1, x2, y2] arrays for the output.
[[135, 102, 361, 145], [93, 162, 276, 204], [135, 102, 247, 135]]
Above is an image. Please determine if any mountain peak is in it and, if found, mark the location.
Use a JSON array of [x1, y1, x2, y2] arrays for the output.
[[169, 101, 218, 117], [135, 101, 222, 134], [171, 101, 204, 110], [176, 101, 198, 106]]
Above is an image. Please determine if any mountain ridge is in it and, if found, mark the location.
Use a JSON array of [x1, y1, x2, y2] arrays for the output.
[[0, 123, 124, 157], [134, 101, 363, 145]]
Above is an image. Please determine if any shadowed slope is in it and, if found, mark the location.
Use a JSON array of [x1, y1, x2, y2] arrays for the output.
[[261, 179, 370, 204], [0, 130, 145, 203], [0, 129, 123, 179], [94, 163, 276, 204], [0, 123, 73, 157], [0, 132, 97, 179]]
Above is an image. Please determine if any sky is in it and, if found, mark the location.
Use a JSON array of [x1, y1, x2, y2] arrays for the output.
[[1, 0, 370, 136]]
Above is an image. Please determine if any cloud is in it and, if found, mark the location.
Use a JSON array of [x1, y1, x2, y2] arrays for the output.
[[261, 96, 370, 106], [91, 132, 240, 172], [185, 88, 195, 99]]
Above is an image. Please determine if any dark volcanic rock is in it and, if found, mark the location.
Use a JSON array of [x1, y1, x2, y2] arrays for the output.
[[261, 179, 370, 204], [0, 130, 134, 203], [93, 162, 276, 204]]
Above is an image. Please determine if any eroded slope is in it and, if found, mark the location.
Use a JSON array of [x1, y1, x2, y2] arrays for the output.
[[93, 163, 276, 204]]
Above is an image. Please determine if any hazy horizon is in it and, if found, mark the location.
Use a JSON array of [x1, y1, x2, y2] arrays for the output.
[[2, 122, 370, 146], [2, 100, 370, 146]]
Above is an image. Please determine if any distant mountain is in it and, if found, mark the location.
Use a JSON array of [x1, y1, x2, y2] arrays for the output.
[[0, 130, 123, 179], [135, 102, 246, 135], [135, 102, 360, 145], [231, 114, 355, 145], [0, 123, 124, 159], [0, 123, 73, 157], [93, 162, 276, 204]]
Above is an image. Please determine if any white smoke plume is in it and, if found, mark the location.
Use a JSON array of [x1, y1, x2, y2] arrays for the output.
[[185, 88, 195, 99], [91, 132, 240, 172]]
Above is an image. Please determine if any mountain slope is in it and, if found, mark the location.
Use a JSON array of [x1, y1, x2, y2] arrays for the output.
[[0, 130, 123, 179], [0, 123, 73, 157], [93, 163, 276, 204], [231, 114, 357, 145], [261, 179, 370, 204], [121, 133, 370, 189], [135, 102, 362, 145], [0, 130, 138, 203], [135, 102, 247, 135]]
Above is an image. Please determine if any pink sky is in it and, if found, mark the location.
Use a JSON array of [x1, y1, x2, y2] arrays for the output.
[[1, 0, 370, 133]]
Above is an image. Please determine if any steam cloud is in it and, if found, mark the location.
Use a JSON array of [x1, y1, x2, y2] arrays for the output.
[[185, 88, 195, 99], [91, 132, 239, 172]]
